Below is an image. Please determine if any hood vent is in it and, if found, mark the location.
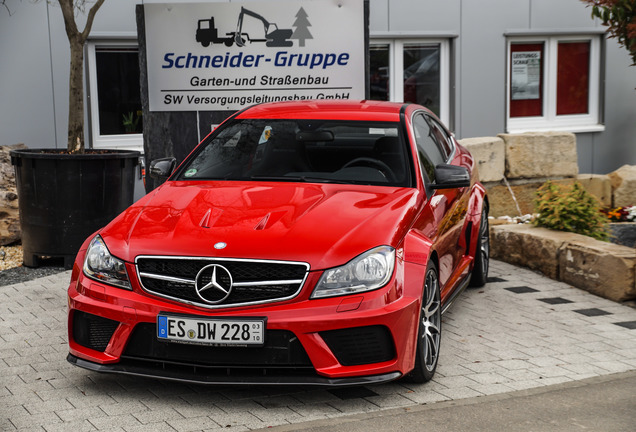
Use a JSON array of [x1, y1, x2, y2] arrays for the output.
[[254, 211, 286, 231], [199, 208, 223, 229]]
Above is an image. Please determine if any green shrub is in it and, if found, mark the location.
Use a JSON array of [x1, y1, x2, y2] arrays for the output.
[[534, 181, 608, 241]]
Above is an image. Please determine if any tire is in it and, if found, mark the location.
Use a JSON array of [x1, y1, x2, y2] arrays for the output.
[[407, 261, 441, 383], [469, 204, 490, 287]]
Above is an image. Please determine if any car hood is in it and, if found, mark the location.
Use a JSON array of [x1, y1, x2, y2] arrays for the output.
[[100, 181, 420, 270]]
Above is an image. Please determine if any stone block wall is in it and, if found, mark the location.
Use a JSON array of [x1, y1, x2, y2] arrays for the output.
[[491, 224, 636, 302], [609, 165, 636, 207], [499, 132, 579, 179], [459, 132, 632, 217], [455, 136, 505, 183], [560, 238, 636, 302], [576, 174, 613, 208]]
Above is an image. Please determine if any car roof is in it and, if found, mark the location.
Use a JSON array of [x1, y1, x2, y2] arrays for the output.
[[236, 100, 406, 122]]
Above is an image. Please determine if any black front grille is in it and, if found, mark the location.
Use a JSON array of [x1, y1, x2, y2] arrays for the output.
[[72, 310, 120, 352], [320, 326, 396, 366], [123, 323, 312, 369], [136, 257, 309, 308]]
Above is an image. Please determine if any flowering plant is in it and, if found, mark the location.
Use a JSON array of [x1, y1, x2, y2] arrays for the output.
[[603, 206, 636, 222]]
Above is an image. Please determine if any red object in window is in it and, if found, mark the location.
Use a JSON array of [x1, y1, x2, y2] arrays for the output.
[[557, 41, 590, 115], [510, 43, 544, 118]]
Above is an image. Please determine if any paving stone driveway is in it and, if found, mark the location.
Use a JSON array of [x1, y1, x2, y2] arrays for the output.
[[2, 260, 636, 431]]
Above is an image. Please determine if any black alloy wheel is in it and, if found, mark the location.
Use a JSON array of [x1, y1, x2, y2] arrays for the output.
[[407, 260, 441, 383], [469, 204, 490, 287]]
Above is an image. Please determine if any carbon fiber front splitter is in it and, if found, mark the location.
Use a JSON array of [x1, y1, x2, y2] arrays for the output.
[[67, 354, 402, 387]]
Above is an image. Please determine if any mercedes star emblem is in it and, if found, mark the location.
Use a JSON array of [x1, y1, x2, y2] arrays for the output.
[[194, 264, 233, 304]]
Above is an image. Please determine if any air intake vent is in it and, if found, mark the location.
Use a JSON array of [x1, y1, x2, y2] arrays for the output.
[[320, 325, 395, 366], [72, 310, 119, 352]]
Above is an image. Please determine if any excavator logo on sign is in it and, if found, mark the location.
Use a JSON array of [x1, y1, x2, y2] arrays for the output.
[[196, 6, 312, 48]]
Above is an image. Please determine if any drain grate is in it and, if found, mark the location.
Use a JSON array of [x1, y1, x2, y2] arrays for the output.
[[574, 308, 612, 317], [539, 297, 574, 305], [487, 277, 506, 283], [505, 286, 539, 294], [613, 321, 636, 330]]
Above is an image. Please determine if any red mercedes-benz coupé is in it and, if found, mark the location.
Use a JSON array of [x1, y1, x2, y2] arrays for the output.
[[67, 100, 489, 386]]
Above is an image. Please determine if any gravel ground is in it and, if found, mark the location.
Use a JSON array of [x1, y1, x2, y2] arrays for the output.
[[0, 245, 23, 271], [0, 245, 66, 287]]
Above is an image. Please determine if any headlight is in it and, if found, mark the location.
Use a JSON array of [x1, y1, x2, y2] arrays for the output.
[[83, 235, 131, 290], [312, 246, 396, 299]]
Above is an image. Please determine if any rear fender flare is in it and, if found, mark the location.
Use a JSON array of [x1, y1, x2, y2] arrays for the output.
[[461, 185, 488, 257]]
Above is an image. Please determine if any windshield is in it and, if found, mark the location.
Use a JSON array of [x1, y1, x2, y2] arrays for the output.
[[177, 119, 412, 187]]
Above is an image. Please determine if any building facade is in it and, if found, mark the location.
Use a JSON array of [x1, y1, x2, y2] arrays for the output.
[[1, 0, 635, 175]]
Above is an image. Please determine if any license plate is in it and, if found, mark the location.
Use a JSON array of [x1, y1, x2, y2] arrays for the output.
[[157, 314, 265, 346]]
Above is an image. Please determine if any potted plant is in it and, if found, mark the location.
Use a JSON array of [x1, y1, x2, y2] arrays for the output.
[[123, 111, 142, 133], [10, 0, 140, 268]]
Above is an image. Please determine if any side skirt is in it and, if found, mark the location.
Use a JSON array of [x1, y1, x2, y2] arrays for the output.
[[441, 272, 471, 315]]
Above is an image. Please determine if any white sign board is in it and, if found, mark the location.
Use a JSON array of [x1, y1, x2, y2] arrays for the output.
[[511, 51, 541, 101], [144, 1, 366, 111]]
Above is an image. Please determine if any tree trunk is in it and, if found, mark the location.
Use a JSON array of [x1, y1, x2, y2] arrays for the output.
[[58, 0, 106, 153], [67, 36, 85, 153]]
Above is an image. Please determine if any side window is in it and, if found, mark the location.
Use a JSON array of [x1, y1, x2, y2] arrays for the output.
[[412, 113, 445, 182], [427, 116, 454, 161]]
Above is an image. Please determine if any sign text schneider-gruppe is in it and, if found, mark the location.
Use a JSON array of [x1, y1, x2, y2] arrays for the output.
[[144, 1, 366, 111]]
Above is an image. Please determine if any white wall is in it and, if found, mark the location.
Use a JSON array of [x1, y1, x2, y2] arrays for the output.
[[0, 1, 59, 148]]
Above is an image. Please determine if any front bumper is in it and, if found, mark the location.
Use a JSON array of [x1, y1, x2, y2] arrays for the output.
[[67, 259, 425, 386]]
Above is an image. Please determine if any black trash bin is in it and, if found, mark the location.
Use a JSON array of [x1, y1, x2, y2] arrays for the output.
[[10, 149, 140, 269]]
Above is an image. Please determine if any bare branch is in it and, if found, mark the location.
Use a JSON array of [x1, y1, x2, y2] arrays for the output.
[[80, 0, 106, 41], [1, 0, 21, 16], [57, 0, 106, 43]]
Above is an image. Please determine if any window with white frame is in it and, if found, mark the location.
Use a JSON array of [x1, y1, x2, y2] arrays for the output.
[[87, 41, 143, 151], [507, 35, 602, 133], [370, 39, 450, 126]]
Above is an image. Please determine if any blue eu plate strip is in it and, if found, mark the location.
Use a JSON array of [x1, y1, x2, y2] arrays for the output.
[[157, 315, 168, 339]]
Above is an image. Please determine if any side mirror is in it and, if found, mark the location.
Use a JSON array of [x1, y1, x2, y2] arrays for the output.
[[431, 164, 470, 189], [149, 157, 176, 180]]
